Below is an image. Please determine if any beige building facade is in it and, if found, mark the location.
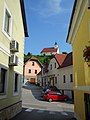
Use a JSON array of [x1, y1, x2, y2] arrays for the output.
[[0, 0, 28, 119]]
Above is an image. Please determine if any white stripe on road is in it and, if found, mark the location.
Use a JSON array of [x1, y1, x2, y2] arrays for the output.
[[25, 108, 33, 112], [61, 111, 68, 116], [25, 108, 68, 116], [49, 111, 56, 114], [37, 110, 44, 113]]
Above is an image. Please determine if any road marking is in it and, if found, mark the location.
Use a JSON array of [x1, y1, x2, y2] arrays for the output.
[[49, 111, 56, 114], [37, 110, 44, 113], [61, 111, 68, 116], [25, 108, 33, 112]]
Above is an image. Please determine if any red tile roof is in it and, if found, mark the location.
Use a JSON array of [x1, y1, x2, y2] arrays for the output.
[[54, 52, 72, 68], [41, 47, 57, 53], [55, 54, 67, 66], [61, 52, 73, 67]]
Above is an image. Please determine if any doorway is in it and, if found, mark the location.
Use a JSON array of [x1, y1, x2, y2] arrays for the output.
[[84, 93, 90, 120]]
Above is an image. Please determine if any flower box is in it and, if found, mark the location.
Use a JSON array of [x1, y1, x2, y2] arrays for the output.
[[83, 46, 90, 62]]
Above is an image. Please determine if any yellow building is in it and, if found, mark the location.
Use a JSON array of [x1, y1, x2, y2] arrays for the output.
[[67, 0, 90, 120], [0, 0, 28, 119]]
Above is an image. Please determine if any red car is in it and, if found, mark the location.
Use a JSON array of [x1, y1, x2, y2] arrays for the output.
[[43, 91, 69, 102]]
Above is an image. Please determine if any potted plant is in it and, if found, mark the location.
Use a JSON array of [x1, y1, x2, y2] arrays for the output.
[[83, 46, 90, 66]]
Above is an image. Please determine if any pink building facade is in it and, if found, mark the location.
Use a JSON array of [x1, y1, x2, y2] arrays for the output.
[[24, 57, 42, 84]]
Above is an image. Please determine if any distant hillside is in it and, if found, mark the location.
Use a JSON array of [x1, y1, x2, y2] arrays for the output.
[[24, 52, 54, 64]]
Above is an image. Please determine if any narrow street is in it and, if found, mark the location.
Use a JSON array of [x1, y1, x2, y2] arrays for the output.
[[11, 84, 74, 120]]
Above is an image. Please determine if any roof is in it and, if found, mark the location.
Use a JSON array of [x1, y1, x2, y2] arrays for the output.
[[37, 71, 42, 75], [20, 0, 28, 37], [41, 47, 57, 53], [54, 53, 73, 68], [66, 0, 77, 42], [24, 56, 42, 68], [55, 54, 67, 66], [61, 52, 73, 68]]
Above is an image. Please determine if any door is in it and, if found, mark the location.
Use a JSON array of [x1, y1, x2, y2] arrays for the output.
[[84, 93, 90, 120], [30, 78, 35, 84]]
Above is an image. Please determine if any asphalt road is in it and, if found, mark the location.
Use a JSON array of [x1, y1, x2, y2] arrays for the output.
[[11, 84, 75, 120]]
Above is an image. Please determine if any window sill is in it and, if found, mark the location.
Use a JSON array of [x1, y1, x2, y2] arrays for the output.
[[13, 92, 19, 96], [0, 94, 7, 100], [2, 29, 11, 41]]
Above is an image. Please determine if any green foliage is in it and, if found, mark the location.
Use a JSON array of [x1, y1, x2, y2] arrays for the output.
[[35, 54, 54, 64], [24, 53, 54, 64], [24, 52, 32, 63]]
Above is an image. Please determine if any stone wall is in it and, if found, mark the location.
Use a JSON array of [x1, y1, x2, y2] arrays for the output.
[[0, 101, 22, 120]]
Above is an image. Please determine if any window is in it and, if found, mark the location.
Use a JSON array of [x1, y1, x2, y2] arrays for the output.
[[70, 74, 73, 82], [14, 73, 18, 92], [63, 75, 66, 83], [3, 3, 12, 38], [55, 77, 57, 84], [50, 64, 52, 70], [32, 62, 34, 66], [29, 69, 31, 73], [35, 70, 37, 74], [4, 9, 11, 35], [0, 68, 7, 94], [55, 63, 56, 68], [88, 0, 90, 9]]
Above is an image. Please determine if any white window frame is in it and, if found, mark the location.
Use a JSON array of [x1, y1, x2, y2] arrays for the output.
[[0, 65, 8, 100], [13, 72, 20, 96], [2, 2, 12, 40]]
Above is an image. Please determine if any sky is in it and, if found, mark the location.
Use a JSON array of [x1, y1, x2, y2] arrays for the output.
[[24, 0, 74, 55]]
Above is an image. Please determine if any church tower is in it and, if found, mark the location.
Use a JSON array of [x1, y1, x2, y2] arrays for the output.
[[54, 42, 59, 53]]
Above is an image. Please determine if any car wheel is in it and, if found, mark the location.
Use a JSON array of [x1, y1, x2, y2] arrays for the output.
[[49, 98, 53, 102], [64, 98, 67, 101]]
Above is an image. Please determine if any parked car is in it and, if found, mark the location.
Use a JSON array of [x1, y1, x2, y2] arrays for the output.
[[41, 86, 61, 97], [42, 86, 61, 93], [49, 86, 61, 92], [43, 91, 69, 102]]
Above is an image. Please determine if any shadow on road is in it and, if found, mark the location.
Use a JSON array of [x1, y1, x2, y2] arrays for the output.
[[22, 83, 74, 104], [22, 82, 43, 101], [11, 107, 76, 120]]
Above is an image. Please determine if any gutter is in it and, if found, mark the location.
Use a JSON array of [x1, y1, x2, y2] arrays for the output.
[[66, 0, 77, 43]]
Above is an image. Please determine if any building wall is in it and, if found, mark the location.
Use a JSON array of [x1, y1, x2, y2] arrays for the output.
[[0, 0, 25, 119], [24, 60, 41, 83], [57, 66, 73, 99], [37, 74, 42, 86], [48, 57, 59, 85], [58, 66, 73, 90], [47, 58, 73, 98], [69, 1, 90, 119]]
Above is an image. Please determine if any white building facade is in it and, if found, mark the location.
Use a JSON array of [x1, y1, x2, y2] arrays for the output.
[[41, 53, 74, 99]]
